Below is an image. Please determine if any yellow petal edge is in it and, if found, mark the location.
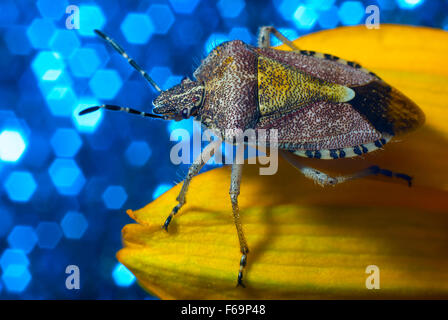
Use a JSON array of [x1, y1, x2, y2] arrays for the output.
[[118, 25, 448, 299]]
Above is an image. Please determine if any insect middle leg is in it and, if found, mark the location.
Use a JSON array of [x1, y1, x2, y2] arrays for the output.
[[163, 139, 221, 230], [281, 150, 413, 187], [229, 162, 249, 287], [258, 26, 300, 50]]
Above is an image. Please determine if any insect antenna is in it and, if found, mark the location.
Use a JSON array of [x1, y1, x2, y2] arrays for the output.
[[94, 29, 162, 93], [79, 104, 164, 119]]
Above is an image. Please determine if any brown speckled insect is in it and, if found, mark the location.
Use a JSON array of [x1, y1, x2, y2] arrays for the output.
[[81, 27, 425, 287]]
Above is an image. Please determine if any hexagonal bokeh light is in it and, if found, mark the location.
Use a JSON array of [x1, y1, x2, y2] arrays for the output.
[[0, 0, 19, 26], [338, 1, 365, 26], [4, 26, 31, 55], [0, 130, 26, 162], [318, 5, 339, 29], [396, 0, 425, 9], [204, 33, 230, 54], [77, 5, 106, 37], [168, 0, 200, 14], [45, 86, 77, 117], [228, 27, 252, 43], [164, 75, 183, 90], [120, 13, 154, 44], [0, 249, 29, 272], [125, 141, 152, 166], [39, 71, 73, 99], [50, 128, 82, 157], [26, 18, 56, 50], [147, 4, 175, 34], [31, 51, 65, 81], [60, 211, 88, 239], [112, 263, 136, 287], [48, 158, 86, 196], [377, 0, 397, 10], [68, 47, 102, 78], [7, 226, 38, 254], [217, 0, 246, 18], [171, 18, 203, 47], [167, 116, 198, 137], [149, 66, 172, 90], [276, 0, 300, 21], [1, 265, 31, 293], [152, 183, 172, 200], [4, 171, 37, 202], [37, 0, 68, 20], [293, 5, 319, 29], [36, 222, 63, 249], [102, 185, 128, 209], [89, 69, 123, 100], [49, 30, 81, 58], [305, 0, 336, 10]]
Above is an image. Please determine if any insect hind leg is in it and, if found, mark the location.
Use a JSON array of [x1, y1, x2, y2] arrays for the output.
[[229, 163, 249, 288], [257, 26, 300, 50], [369, 165, 413, 187], [281, 151, 413, 187]]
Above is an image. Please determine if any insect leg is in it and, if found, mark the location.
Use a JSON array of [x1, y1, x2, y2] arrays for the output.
[[229, 162, 249, 288], [281, 151, 413, 187], [257, 26, 300, 50], [162, 139, 221, 231]]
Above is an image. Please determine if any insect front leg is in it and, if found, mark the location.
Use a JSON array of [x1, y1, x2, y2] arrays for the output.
[[163, 139, 221, 230], [229, 162, 249, 288], [281, 150, 413, 187], [257, 26, 300, 50]]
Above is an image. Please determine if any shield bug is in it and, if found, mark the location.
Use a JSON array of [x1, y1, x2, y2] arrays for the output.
[[81, 27, 425, 287]]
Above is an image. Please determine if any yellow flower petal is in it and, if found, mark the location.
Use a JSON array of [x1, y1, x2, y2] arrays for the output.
[[118, 25, 448, 299]]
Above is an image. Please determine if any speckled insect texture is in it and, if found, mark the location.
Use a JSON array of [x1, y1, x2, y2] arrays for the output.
[[81, 26, 425, 288], [192, 38, 424, 159]]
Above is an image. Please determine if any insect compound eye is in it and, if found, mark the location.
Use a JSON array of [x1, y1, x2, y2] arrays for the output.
[[181, 107, 189, 119]]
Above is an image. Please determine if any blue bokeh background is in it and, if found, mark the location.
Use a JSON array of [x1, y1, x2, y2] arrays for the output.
[[0, 0, 446, 299]]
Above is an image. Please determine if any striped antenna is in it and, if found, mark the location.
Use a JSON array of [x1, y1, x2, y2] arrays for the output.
[[94, 29, 162, 92], [79, 104, 164, 119]]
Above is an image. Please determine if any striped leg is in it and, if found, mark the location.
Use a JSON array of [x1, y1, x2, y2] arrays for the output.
[[258, 26, 300, 50], [281, 151, 413, 187], [163, 140, 222, 230], [229, 162, 249, 287]]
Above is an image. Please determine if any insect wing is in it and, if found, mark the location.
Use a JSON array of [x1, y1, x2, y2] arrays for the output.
[[255, 47, 425, 158]]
